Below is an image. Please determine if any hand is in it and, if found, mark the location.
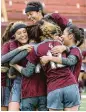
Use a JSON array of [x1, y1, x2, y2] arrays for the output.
[[27, 46, 33, 52], [10, 64, 18, 68], [53, 36, 63, 43], [51, 45, 66, 55], [40, 56, 51, 65], [18, 44, 33, 51], [10, 64, 23, 73], [1, 66, 9, 73]]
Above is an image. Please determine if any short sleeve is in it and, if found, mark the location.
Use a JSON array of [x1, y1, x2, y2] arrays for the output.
[[70, 48, 82, 60]]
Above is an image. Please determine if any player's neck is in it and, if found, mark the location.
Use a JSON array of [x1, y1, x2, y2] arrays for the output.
[[67, 42, 76, 47]]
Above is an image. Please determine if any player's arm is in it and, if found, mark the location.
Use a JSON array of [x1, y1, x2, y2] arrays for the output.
[[10, 50, 29, 64], [51, 55, 78, 66], [10, 61, 36, 77], [51, 13, 70, 31], [41, 48, 80, 66], [51, 45, 70, 54], [2, 44, 32, 64], [10, 48, 38, 77], [40, 54, 78, 66]]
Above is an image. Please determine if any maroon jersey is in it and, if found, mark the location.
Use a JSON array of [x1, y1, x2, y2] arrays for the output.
[[27, 39, 77, 93], [51, 13, 68, 31], [20, 53, 47, 98], [1, 40, 47, 97], [69, 46, 82, 82], [22, 72, 47, 98], [1, 40, 19, 86]]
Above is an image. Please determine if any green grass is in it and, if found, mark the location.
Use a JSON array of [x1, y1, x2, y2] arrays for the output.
[[79, 92, 86, 111]]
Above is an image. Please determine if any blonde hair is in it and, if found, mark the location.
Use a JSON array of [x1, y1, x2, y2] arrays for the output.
[[40, 20, 62, 38], [26, 20, 62, 43]]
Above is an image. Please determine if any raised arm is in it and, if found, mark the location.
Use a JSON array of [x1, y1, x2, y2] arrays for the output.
[[51, 13, 69, 31]]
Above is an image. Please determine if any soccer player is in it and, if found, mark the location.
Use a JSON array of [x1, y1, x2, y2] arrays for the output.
[[10, 21, 83, 111]]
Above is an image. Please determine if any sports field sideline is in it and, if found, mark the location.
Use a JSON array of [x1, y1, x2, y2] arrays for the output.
[[80, 93, 86, 111]]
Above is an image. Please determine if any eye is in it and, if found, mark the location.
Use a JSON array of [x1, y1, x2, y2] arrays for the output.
[[17, 32, 21, 35], [29, 13, 32, 16], [23, 30, 26, 33]]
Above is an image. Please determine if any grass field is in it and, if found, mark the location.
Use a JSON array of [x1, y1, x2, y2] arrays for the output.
[[79, 92, 86, 111]]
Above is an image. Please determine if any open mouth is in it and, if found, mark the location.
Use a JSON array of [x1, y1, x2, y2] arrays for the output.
[[20, 37, 27, 41]]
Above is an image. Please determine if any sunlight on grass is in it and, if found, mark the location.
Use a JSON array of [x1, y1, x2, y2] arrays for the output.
[[79, 92, 86, 111]]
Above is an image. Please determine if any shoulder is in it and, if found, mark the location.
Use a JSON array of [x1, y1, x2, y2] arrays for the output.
[[70, 46, 82, 59], [70, 46, 81, 54], [2, 40, 18, 55], [2, 40, 17, 46], [2, 41, 11, 50], [34, 39, 50, 54]]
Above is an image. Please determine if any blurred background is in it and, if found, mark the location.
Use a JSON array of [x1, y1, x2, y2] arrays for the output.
[[1, 0, 86, 34]]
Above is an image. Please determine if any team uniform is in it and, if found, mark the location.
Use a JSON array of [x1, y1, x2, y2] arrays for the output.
[[67, 46, 82, 82], [20, 39, 80, 110], [1, 40, 20, 106], [43, 13, 71, 31], [21, 71, 47, 111], [1, 40, 47, 111]]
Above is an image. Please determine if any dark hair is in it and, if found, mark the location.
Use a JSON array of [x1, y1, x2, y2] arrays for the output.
[[26, 1, 45, 16], [27, 21, 43, 43], [2, 22, 14, 44], [27, 20, 62, 43], [67, 25, 84, 47]]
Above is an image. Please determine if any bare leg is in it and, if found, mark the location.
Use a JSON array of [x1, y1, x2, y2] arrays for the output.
[[64, 105, 79, 111], [1, 106, 8, 111], [49, 108, 63, 111], [8, 102, 20, 111]]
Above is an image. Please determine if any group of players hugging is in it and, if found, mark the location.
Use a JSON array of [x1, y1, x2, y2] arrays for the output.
[[1, 1, 86, 111]]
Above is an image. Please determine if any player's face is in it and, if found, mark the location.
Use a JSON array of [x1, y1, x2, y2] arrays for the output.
[[26, 11, 42, 23], [15, 28, 29, 44], [61, 28, 70, 46]]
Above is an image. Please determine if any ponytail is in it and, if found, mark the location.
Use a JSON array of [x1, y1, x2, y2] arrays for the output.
[[67, 25, 84, 47], [77, 28, 84, 47], [2, 22, 14, 44]]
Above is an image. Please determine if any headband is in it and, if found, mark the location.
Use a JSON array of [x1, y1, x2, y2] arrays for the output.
[[10, 24, 27, 37], [25, 5, 42, 13]]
